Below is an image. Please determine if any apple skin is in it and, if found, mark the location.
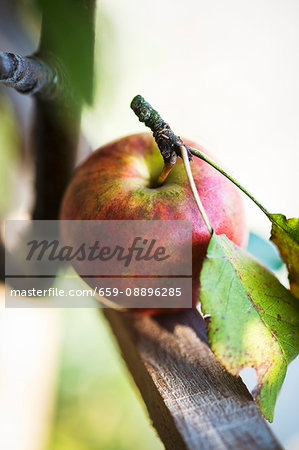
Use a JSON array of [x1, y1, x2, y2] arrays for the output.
[[60, 132, 247, 314]]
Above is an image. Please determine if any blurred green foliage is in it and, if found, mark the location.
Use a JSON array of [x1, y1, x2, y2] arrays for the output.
[[0, 93, 20, 215], [38, 0, 95, 104], [47, 309, 163, 450], [81, 4, 118, 146]]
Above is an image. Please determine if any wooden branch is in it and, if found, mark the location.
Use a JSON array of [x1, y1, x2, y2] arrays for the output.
[[0, 0, 95, 220], [31, 98, 80, 220], [0, 52, 64, 99], [103, 308, 282, 450], [0, 0, 95, 274], [31, 0, 95, 220]]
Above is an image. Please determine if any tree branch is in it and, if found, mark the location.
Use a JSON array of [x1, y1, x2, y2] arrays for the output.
[[0, 52, 66, 99], [0, 0, 96, 279]]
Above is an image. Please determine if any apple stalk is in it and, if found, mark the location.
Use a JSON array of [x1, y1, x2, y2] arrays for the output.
[[157, 163, 175, 186], [131, 95, 275, 227], [130, 95, 193, 182]]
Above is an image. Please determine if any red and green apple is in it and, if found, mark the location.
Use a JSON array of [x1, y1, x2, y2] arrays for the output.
[[60, 132, 247, 314]]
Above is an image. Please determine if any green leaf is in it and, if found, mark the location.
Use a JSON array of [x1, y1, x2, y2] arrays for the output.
[[269, 214, 299, 299], [0, 93, 20, 215], [200, 233, 299, 422]]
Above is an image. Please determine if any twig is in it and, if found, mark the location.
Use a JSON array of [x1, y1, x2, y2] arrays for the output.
[[130, 95, 214, 232], [32, 0, 95, 219], [131, 95, 272, 220], [0, 52, 67, 100], [0, 0, 95, 282], [131, 95, 193, 184]]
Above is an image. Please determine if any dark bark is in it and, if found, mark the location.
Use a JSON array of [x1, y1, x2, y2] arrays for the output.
[[0, 0, 96, 279]]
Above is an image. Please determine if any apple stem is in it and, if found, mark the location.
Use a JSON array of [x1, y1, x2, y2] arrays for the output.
[[188, 146, 271, 219], [130, 95, 271, 221], [157, 163, 175, 186], [130, 95, 193, 168], [180, 145, 213, 235]]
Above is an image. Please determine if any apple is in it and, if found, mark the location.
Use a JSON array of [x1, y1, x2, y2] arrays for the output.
[[60, 132, 247, 314]]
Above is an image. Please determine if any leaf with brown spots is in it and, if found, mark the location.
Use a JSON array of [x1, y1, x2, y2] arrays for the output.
[[269, 214, 299, 299], [200, 233, 299, 422]]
